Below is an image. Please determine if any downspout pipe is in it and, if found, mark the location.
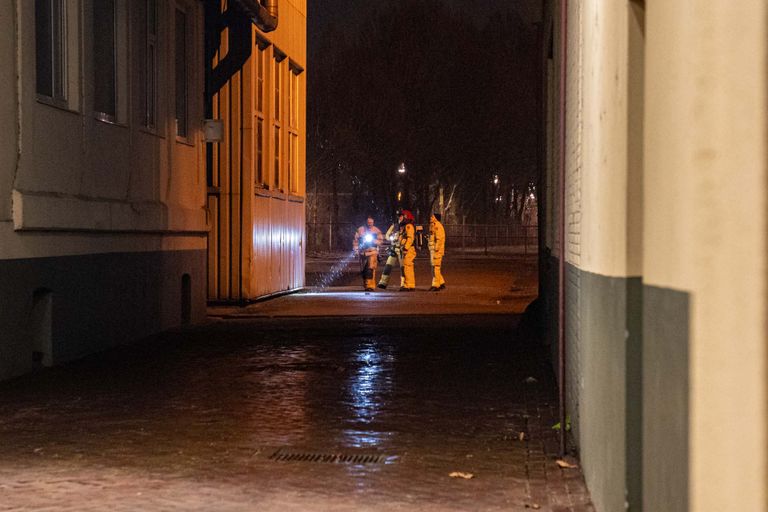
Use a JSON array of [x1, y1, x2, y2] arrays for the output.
[[233, 0, 278, 33], [206, 0, 278, 99], [208, 7, 253, 96], [557, 0, 568, 458]]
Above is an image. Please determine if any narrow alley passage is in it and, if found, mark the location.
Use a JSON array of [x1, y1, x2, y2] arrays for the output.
[[0, 256, 593, 511]]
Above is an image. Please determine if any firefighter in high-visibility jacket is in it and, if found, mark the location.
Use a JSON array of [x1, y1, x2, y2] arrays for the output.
[[428, 212, 446, 291], [399, 209, 417, 291], [353, 216, 383, 291], [376, 214, 403, 289]]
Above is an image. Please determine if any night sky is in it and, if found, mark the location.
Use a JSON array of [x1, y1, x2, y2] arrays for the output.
[[308, 0, 543, 45], [306, 0, 545, 224]]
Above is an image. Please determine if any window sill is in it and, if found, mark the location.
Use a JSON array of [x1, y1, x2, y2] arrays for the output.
[[175, 135, 196, 147], [139, 126, 165, 138], [255, 185, 271, 198], [94, 112, 128, 128], [36, 96, 79, 115]]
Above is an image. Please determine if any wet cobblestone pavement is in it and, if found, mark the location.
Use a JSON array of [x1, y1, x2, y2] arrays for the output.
[[0, 256, 594, 511]]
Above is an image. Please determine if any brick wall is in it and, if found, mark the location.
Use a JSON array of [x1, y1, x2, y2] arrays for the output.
[[564, 0, 583, 439]]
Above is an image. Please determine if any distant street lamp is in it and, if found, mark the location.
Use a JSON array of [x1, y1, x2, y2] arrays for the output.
[[396, 163, 406, 205]]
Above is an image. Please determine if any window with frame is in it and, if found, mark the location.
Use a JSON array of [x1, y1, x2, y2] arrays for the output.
[[93, 0, 117, 120], [255, 45, 266, 187], [272, 50, 285, 191], [287, 64, 301, 195], [142, 0, 158, 129], [274, 52, 281, 120], [35, 0, 67, 104], [93, 0, 127, 123], [175, 7, 188, 138], [287, 131, 295, 195], [274, 127, 281, 192]]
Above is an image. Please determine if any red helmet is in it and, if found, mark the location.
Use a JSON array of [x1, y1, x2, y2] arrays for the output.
[[400, 209, 415, 222]]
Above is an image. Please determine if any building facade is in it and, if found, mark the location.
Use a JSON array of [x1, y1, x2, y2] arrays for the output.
[[0, 0, 209, 381], [542, 1, 767, 510], [206, 0, 306, 301]]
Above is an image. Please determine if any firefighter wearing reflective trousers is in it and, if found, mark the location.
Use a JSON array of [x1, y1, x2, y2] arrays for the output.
[[353, 216, 383, 291], [377, 214, 403, 289], [399, 209, 417, 291], [428, 212, 446, 291]]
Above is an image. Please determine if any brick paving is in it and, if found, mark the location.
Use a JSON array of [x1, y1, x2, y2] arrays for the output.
[[0, 256, 593, 511]]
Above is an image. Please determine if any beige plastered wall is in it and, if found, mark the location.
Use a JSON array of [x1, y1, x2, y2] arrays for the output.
[[644, 2, 768, 510], [570, 0, 641, 278], [560, 4, 642, 510], [0, 1, 16, 224], [1, 0, 208, 261]]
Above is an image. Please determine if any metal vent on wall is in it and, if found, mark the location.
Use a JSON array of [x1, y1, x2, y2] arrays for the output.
[[268, 448, 398, 465]]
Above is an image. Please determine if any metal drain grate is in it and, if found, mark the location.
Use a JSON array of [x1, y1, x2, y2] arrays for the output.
[[268, 448, 397, 465]]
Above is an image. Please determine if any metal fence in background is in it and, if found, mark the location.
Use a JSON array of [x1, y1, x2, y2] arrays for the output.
[[306, 222, 539, 255]]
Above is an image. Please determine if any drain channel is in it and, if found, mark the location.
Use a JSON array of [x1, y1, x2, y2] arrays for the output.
[[268, 448, 397, 465]]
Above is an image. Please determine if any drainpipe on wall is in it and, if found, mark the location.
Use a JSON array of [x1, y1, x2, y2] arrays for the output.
[[233, 0, 278, 33], [206, 0, 279, 103], [203, 0, 279, 179], [557, 0, 568, 458]]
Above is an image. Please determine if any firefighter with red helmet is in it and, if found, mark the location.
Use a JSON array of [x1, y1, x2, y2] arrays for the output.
[[353, 216, 383, 291], [399, 209, 417, 291]]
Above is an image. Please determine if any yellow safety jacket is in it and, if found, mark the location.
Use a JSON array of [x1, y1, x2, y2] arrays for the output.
[[428, 218, 445, 258], [401, 222, 416, 253]]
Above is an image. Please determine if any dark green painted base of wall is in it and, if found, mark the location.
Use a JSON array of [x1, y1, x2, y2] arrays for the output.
[[544, 256, 688, 512], [0, 250, 206, 381], [626, 277, 643, 512], [643, 285, 689, 512]]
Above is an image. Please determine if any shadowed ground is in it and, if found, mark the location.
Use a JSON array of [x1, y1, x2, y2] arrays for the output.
[[0, 254, 593, 511]]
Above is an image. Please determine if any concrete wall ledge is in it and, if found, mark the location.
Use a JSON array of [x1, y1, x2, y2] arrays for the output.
[[12, 189, 206, 233]]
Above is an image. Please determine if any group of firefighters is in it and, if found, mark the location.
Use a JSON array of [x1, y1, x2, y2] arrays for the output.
[[352, 209, 446, 292]]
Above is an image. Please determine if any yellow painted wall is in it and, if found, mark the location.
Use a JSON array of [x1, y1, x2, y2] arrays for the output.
[[208, 0, 306, 301]]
